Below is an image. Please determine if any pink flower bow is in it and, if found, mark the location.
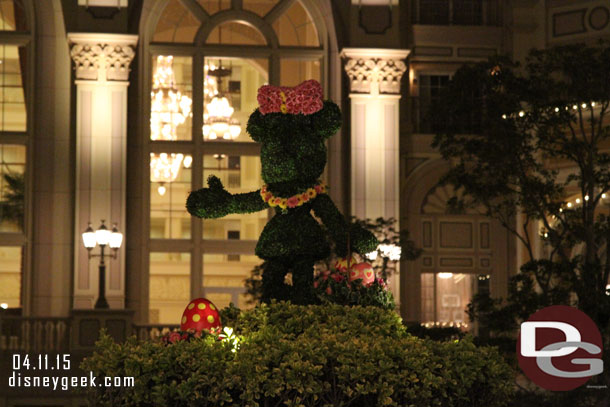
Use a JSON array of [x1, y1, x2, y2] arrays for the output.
[[257, 79, 323, 115]]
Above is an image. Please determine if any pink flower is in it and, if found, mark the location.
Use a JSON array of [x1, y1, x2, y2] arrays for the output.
[[331, 273, 345, 282], [301, 192, 310, 202], [168, 332, 182, 344], [286, 196, 300, 208], [313, 281, 319, 288], [257, 80, 323, 115], [326, 286, 332, 295], [314, 184, 325, 194]]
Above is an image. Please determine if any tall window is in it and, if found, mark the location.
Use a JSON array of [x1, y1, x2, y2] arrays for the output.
[[148, 0, 324, 323], [0, 0, 30, 311], [416, 74, 450, 134]]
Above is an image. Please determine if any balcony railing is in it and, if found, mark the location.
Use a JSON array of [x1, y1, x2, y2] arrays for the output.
[[0, 317, 70, 353]]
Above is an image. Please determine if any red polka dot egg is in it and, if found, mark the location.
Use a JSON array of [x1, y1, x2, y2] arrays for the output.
[[348, 262, 375, 286], [180, 298, 221, 333]]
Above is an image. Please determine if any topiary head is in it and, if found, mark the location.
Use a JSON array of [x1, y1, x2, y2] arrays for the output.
[[246, 81, 341, 186]]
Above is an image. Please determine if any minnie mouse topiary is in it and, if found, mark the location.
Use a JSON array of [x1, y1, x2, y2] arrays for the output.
[[186, 80, 378, 304]]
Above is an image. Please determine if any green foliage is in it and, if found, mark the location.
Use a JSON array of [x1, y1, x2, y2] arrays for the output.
[[431, 43, 610, 327], [82, 304, 514, 407], [314, 273, 395, 310], [187, 99, 378, 304], [405, 323, 464, 342], [432, 43, 610, 405]]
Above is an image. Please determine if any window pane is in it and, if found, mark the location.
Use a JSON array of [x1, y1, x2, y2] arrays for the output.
[[203, 57, 268, 143], [0, 45, 26, 131], [206, 22, 267, 45], [243, 0, 279, 17], [421, 273, 475, 329], [273, 0, 319, 47], [203, 253, 260, 309], [280, 58, 321, 87], [149, 252, 190, 324], [0, 0, 27, 31], [453, 0, 482, 25], [0, 144, 24, 232], [418, 0, 449, 25], [197, 0, 230, 15], [152, 0, 200, 43], [202, 154, 268, 240], [150, 154, 191, 239], [0, 246, 21, 308], [151, 55, 192, 141], [417, 74, 449, 133]]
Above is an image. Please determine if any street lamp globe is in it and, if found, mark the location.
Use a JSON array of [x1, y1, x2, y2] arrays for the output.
[[95, 220, 111, 246], [82, 223, 97, 249], [109, 224, 123, 249]]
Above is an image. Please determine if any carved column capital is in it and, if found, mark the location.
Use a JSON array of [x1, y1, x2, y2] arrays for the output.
[[68, 33, 138, 82], [341, 48, 410, 95]]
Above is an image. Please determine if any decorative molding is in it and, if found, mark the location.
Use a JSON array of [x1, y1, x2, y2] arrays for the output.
[[552, 9, 587, 37], [341, 48, 409, 95], [358, 6, 392, 35], [68, 33, 138, 82]]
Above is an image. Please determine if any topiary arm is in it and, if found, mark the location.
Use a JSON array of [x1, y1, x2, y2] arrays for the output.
[[311, 194, 379, 257], [186, 175, 267, 219]]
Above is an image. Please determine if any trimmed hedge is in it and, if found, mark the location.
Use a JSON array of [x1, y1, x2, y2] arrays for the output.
[[82, 303, 514, 407]]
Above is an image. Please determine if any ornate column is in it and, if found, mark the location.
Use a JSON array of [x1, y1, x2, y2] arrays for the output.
[[341, 48, 409, 303], [68, 33, 137, 309]]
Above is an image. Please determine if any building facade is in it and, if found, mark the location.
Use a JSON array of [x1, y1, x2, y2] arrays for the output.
[[1, 2, 610, 401]]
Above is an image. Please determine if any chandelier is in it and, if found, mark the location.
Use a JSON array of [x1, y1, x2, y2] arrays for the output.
[[150, 55, 192, 195], [203, 63, 241, 140]]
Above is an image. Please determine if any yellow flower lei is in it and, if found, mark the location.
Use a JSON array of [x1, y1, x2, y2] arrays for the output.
[[260, 181, 327, 210]]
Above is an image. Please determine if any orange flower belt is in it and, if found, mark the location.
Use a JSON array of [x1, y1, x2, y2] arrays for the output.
[[260, 181, 327, 210]]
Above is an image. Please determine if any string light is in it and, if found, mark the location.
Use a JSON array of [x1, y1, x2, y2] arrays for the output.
[[503, 101, 602, 120], [422, 321, 470, 329]]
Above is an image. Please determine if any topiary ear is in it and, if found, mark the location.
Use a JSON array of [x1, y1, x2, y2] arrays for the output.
[[246, 108, 267, 142], [312, 101, 342, 139]]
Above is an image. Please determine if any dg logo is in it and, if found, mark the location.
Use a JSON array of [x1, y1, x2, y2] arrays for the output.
[[518, 305, 604, 391]]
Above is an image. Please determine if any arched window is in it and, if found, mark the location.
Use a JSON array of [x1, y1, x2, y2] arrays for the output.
[[144, 0, 327, 323], [0, 0, 32, 311]]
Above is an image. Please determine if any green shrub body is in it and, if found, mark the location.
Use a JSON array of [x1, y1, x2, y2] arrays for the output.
[[186, 101, 378, 304], [83, 303, 514, 407]]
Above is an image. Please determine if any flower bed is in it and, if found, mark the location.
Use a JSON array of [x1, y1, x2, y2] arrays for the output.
[[82, 303, 514, 407]]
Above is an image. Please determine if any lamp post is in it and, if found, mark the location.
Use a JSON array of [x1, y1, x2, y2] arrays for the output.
[[82, 220, 123, 309]]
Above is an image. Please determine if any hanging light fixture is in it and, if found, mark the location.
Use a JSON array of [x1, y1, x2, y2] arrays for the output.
[[150, 55, 192, 195], [203, 63, 241, 141]]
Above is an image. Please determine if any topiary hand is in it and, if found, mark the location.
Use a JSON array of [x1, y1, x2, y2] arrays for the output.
[[348, 223, 379, 255], [186, 175, 233, 219]]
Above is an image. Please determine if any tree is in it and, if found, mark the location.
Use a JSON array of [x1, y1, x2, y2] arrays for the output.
[[432, 43, 610, 335], [432, 43, 610, 404]]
